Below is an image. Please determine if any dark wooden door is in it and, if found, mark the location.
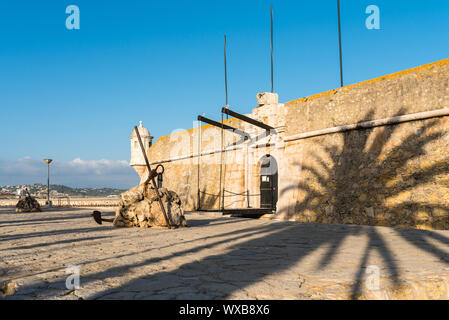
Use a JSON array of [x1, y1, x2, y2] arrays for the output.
[[260, 174, 274, 209], [259, 155, 278, 210]]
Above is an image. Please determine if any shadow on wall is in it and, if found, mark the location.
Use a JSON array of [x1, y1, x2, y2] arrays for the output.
[[198, 189, 220, 210], [86, 114, 449, 299], [83, 109, 448, 299], [8, 109, 449, 300], [281, 109, 449, 230]]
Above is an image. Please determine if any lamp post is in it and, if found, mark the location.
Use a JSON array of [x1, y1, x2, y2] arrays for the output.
[[44, 159, 53, 206]]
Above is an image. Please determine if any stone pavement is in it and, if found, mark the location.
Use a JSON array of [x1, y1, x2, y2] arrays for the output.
[[2, 207, 449, 300]]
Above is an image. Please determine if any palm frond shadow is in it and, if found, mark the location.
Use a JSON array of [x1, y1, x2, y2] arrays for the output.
[[18, 110, 448, 300], [280, 109, 449, 298], [83, 110, 449, 300]]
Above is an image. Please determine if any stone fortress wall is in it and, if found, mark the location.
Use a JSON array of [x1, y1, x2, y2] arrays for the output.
[[134, 58, 449, 230], [281, 58, 449, 230]]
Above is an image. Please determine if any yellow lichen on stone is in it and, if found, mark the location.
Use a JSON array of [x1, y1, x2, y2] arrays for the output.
[[415, 224, 433, 231], [420, 160, 434, 171], [415, 211, 431, 222], [358, 194, 367, 203]]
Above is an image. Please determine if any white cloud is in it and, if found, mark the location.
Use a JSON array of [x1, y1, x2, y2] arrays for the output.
[[0, 158, 139, 189]]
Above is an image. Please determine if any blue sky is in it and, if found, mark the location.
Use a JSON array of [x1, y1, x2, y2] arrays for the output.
[[0, 0, 448, 188]]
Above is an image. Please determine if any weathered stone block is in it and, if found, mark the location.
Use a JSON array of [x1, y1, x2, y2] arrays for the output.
[[257, 92, 278, 106]]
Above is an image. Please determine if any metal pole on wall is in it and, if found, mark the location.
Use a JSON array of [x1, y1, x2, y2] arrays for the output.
[[219, 112, 224, 211], [224, 35, 228, 106], [197, 120, 201, 210], [222, 112, 229, 211], [270, 5, 274, 93], [337, 0, 344, 87], [221, 35, 229, 211]]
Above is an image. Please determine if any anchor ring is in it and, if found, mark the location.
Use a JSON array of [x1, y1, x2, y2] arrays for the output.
[[155, 164, 165, 175]]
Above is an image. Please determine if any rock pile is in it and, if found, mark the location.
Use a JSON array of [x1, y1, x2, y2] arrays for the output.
[[16, 196, 42, 213], [112, 184, 187, 229], [0, 281, 17, 298]]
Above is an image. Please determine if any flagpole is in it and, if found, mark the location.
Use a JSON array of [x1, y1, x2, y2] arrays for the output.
[[337, 0, 344, 87], [270, 5, 274, 93], [224, 35, 228, 106]]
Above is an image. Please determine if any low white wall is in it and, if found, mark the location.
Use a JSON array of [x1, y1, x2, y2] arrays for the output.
[[0, 197, 121, 207]]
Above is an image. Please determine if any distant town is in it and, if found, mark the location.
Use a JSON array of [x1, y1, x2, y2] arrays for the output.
[[0, 184, 125, 198]]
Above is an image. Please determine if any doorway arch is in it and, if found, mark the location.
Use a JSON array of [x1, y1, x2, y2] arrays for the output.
[[259, 154, 278, 210]]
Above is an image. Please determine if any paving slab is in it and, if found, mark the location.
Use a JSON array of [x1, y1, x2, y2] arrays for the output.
[[1, 207, 449, 299]]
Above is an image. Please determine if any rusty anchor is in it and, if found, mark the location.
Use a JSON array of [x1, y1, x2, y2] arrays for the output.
[[91, 125, 172, 228]]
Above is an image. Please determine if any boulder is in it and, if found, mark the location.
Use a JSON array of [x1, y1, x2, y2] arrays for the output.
[[119, 184, 145, 207], [113, 184, 187, 229], [16, 196, 42, 213], [0, 281, 17, 297]]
